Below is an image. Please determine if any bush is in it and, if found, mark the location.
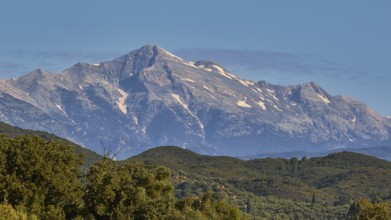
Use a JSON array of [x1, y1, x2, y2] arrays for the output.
[[347, 198, 391, 220]]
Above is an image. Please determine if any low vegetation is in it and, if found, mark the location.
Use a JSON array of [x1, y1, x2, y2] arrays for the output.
[[1, 123, 391, 219]]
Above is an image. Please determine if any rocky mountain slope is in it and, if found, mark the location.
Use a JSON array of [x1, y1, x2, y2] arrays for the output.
[[0, 45, 390, 158]]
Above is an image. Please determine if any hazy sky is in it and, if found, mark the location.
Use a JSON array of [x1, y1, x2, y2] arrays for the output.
[[0, 1, 390, 116]]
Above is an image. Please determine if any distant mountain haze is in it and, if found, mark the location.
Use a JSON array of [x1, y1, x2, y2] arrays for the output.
[[0, 45, 390, 159]]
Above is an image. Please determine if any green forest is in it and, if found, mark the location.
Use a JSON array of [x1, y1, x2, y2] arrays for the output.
[[0, 122, 391, 219], [0, 135, 246, 219]]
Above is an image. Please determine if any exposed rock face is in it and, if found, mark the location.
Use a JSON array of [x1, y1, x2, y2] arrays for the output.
[[1, 45, 390, 158]]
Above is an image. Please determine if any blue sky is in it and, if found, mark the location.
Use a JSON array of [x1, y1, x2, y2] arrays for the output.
[[0, 1, 390, 116]]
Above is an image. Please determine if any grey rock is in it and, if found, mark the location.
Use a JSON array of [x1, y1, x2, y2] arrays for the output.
[[0, 45, 390, 159]]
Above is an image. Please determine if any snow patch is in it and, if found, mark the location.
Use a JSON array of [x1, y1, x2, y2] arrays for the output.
[[271, 104, 283, 112], [266, 89, 274, 93], [79, 85, 83, 90], [184, 61, 199, 69], [212, 65, 233, 79], [213, 65, 225, 74], [132, 116, 138, 125], [161, 48, 184, 61], [171, 94, 204, 129], [226, 72, 237, 78], [257, 101, 266, 110], [91, 63, 100, 66], [236, 99, 252, 108], [55, 104, 68, 116], [198, 65, 213, 72], [352, 115, 356, 123], [172, 94, 188, 110], [117, 88, 128, 114], [271, 94, 280, 101], [239, 80, 249, 87], [203, 86, 213, 92], [317, 94, 330, 104], [217, 71, 233, 79], [182, 78, 195, 83], [251, 88, 260, 94], [239, 80, 255, 87], [251, 89, 264, 97]]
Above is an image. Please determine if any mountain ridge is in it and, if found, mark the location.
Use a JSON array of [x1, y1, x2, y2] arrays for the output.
[[129, 145, 391, 207], [0, 45, 390, 158]]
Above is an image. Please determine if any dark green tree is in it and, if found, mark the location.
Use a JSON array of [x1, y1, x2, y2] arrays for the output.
[[246, 198, 252, 214], [174, 191, 247, 220], [311, 192, 316, 207], [289, 157, 298, 174], [84, 159, 175, 219], [300, 156, 308, 170], [0, 135, 84, 219]]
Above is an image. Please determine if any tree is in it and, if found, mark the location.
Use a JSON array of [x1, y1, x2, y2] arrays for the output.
[[246, 198, 252, 214], [0, 135, 249, 219], [84, 159, 175, 219], [174, 191, 247, 220], [0, 135, 84, 219], [300, 156, 308, 170], [311, 192, 316, 207], [289, 157, 298, 174], [346, 198, 391, 220]]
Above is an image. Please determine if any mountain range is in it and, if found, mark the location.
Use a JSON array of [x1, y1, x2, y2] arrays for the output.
[[0, 45, 390, 159]]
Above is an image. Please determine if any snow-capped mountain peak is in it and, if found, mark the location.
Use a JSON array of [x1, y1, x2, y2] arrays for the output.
[[1, 45, 390, 158]]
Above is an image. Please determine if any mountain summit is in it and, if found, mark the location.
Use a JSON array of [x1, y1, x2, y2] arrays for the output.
[[1, 45, 390, 158]]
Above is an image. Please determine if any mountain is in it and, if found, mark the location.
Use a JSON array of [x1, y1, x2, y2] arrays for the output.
[[131, 146, 391, 203], [0, 45, 390, 158], [241, 146, 391, 162]]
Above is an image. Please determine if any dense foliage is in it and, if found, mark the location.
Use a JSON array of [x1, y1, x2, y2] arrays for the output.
[[0, 135, 247, 219], [132, 146, 391, 219], [346, 198, 391, 220], [0, 135, 83, 219], [83, 159, 175, 219], [1, 123, 391, 219], [0, 122, 102, 170]]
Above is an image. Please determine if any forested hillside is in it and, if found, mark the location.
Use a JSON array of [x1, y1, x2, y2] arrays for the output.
[[1, 123, 390, 219], [0, 135, 247, 219], [131, 146, 391, 219], [0, 121, 101, 169]]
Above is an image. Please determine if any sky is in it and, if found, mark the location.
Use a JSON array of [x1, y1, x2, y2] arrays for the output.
[[0, 1, 390, 116]]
